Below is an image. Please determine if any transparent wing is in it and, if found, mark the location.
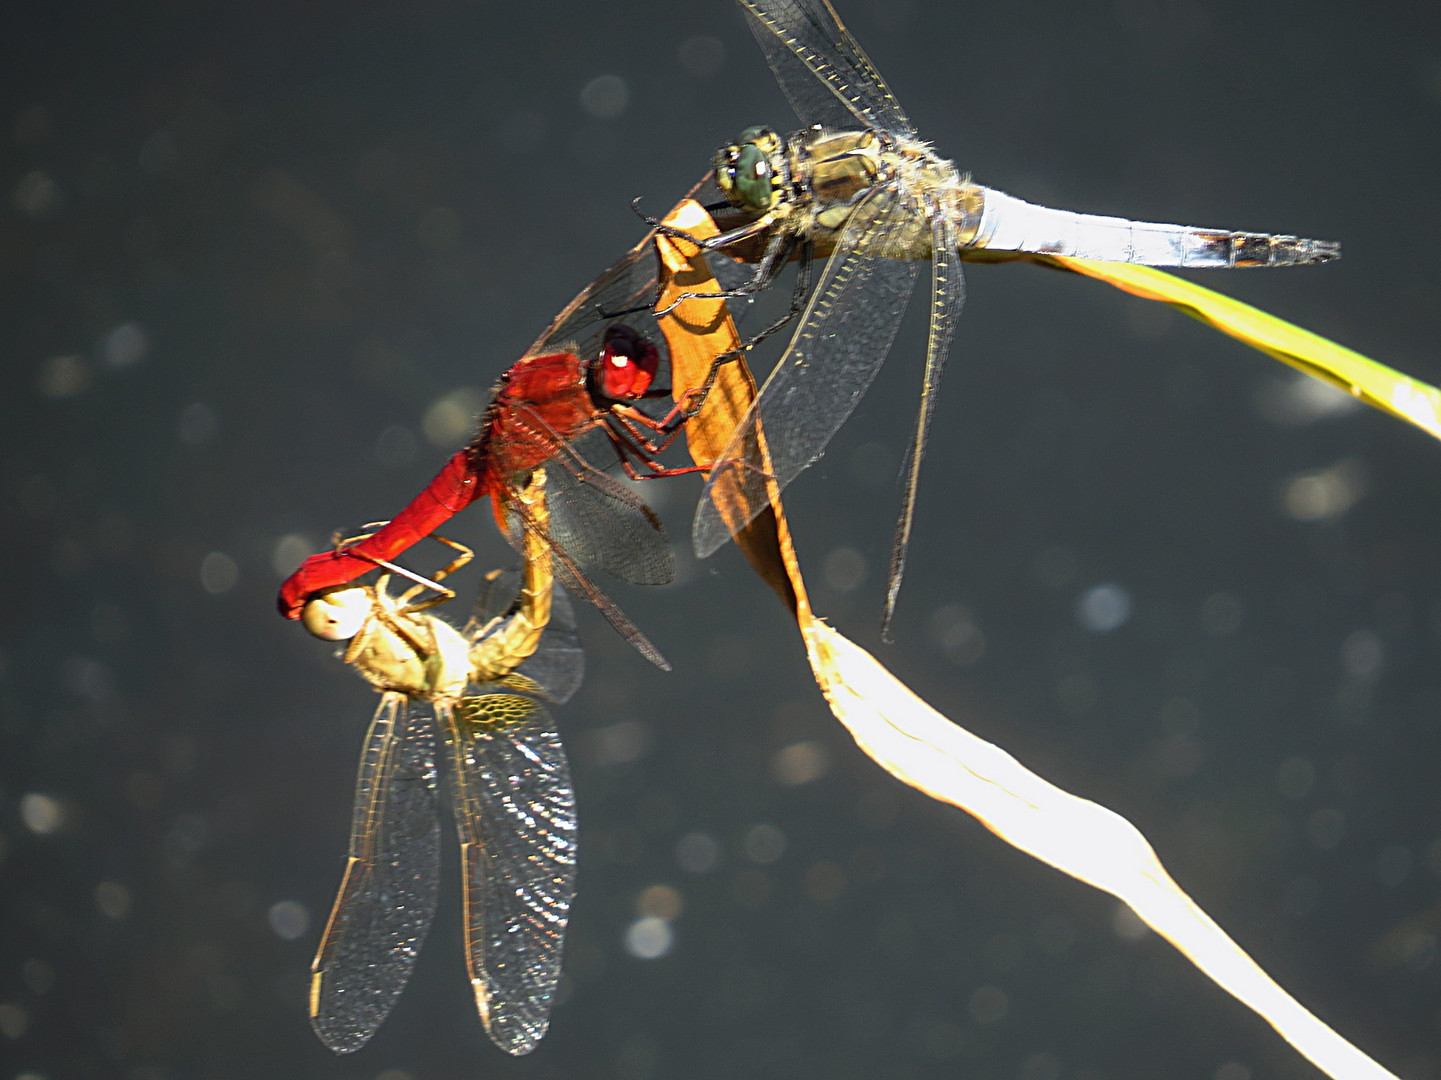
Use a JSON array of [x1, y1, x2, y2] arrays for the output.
[[883, 206, 964, 638], [694, 184, 921, 557], [438, 695, 577, 1056], [528, 240, 662, 362], [737, 0, 915, 136], [527, 178, 744, 418], [310, 693, 441, 1053], [472, 572, 586, 706], [498, 466, 670, 671], [538, 429, 676, 588], [525, 178, 716, 363]]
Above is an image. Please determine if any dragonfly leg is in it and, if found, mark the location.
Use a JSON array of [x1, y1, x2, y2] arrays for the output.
[[592, 410, 715, 481], [603, 415, 776, 487], [630, 195, 713, 248], [594, 199, 748, 320], [459, 568, 510, 641], [371, 605, 435, 657], [624, 347, 749, 441], [591, 199, 719, 321], [743, 237, 813, 350], [329, 521, 392, 550], [395, 534, 474, 612], [617, 456, 713, 481], [652, 229, 794, 317], [335, 582, 439, 664]]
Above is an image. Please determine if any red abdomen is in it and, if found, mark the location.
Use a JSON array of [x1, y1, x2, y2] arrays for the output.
[[277, 351, 599, 619], [276, 449, 488, 618]]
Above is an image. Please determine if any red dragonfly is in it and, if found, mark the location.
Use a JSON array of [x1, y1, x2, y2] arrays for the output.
[[279, 233, 733, 670]]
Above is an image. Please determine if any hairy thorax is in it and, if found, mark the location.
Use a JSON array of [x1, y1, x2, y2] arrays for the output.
[[787, 130, 976, 258]]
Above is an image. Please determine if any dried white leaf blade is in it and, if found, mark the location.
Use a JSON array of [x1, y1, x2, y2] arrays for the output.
[[803, 619, 1397, 1080]]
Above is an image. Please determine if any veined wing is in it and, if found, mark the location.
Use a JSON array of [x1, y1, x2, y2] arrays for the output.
[[527, 238, 660, 362], [473, 572, 585, 706], [694, 184, 920, 558], [530, 425, 676, 589], [439, 694, 577, 1055], [497, 460, 670, 671], [469, 470, 584, 703], [883, 204, 964, 639], [525, 178, 717, 361], [737, 0, 915, 136], [310, 693, 441, 1053]]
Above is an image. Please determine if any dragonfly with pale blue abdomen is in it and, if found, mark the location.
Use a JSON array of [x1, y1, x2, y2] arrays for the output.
[[663, 0, 1338, 636]]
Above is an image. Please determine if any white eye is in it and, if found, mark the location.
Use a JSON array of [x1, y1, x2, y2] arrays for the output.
[[301, 587, 370, 641]]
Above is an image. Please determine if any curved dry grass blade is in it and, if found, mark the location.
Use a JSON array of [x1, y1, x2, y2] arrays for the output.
[[801, 618, 1397, 1080], [1049, 254, 1441, 442], [658, 198, 1400, 1080], [656, 200, 799, 615]]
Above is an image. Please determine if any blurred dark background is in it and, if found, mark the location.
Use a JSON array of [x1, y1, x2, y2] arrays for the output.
[[3, 1, 1441, 1077]]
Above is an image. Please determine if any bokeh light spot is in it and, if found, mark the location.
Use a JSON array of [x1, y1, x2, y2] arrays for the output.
[[1199, 591, 1243, 637], [374, 424, 419, 469], [422, 387, 486, 449], [623, 916, 673, 960], [177, 402, 218, 446], [1276, 757, 1315, 800], [95, 880, 133, 921], [36, 355, 89, 398], [200, 551, 238, 595], [674, 831, 720, 874], [1110, 902, 1149, 941], [1076, 583, 1131, 634], [579, 75, 628, 119], [268, 899, 310, 941], [742, 823, 786, 864], [1281, 458, 1366, 521], [966, 985, 1008, 1024], [20, 793, 65, 835], [102, 322, 149, 368], [272, 534, 315, 578], [676, 35, 725, 77], [822, 546, 866, 592], [930, 604, 985, 664], [770, 740, 829, 786], [589, 720, 651, 767], [634, 884, 682, 921]]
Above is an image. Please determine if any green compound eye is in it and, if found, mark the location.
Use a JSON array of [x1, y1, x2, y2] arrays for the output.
[[730, 142, 774, 211]]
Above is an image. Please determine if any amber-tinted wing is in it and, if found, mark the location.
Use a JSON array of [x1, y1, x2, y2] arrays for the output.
[[310, 693, 441, 1052], [437, 694, 577, 1055]]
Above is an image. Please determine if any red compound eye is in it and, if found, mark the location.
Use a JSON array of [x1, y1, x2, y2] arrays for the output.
[[593, 324, 660, 401]]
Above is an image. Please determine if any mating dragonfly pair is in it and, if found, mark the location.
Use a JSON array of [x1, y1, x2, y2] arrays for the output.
[[284, 0, 1337, 1057]]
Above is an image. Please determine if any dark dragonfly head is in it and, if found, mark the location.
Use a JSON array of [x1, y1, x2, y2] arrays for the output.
[[714, 125, 784, 214]]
